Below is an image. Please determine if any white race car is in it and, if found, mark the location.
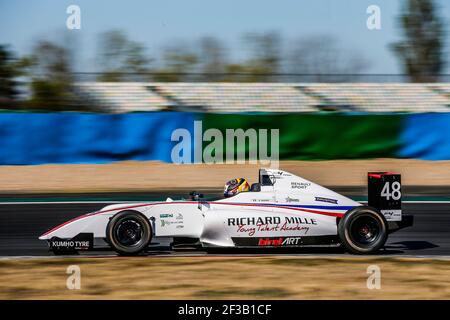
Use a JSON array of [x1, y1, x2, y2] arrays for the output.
[[39, 168, 413, 255]]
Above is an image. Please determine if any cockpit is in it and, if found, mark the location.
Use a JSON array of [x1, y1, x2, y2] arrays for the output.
[[223, 169, 275, 197]]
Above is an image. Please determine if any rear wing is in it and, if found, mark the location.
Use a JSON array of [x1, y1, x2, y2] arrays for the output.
[[368, 172, 402, 221]]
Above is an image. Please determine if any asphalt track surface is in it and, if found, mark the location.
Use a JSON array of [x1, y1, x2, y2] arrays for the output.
[[0, 202, 449, 257]]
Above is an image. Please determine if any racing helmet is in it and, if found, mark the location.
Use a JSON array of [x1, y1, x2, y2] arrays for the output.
[[224, 178, 250, 198]]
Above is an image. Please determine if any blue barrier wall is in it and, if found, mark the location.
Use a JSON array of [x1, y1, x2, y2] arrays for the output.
[[1, 112, 450, 164], [0, 112, 196, 164], [398, 113, 450, 160]]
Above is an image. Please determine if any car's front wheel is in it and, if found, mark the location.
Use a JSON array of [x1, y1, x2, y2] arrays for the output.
[[106, 211, 152, 255], [338, 206, 388, 254]]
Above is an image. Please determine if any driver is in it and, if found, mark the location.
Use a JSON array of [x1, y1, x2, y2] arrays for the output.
[[224, 178, 250, 198]]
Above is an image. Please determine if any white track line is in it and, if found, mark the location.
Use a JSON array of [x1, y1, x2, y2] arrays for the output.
[[2, 253, 450, 260], [360, 200, 450, 204], [0, 201, 142, 205], [0, 200, 449, 205]]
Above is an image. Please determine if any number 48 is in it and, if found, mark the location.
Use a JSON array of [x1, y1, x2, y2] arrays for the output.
[[381, 181, 401, 200]]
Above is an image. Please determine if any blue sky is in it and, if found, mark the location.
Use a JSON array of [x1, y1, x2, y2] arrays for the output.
[[0, 0, 449, 73]]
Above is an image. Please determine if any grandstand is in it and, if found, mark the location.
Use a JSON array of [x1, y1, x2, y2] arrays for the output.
[[74, 82, 450, 113]]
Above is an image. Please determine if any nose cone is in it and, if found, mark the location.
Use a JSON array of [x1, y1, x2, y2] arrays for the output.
[[38, 213, 92, 241], [39, 226, 60, 240], [39, 233, 51, 240]]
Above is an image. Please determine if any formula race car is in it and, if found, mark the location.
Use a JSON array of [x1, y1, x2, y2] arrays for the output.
[[39, 168, 413, 255]]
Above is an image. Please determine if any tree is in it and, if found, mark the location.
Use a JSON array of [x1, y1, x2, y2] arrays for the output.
[[0, 45, 31, 103], [27, 40, 79, 111], [287, 35, 368, 82], [240, 32, 282, 81], [245, 32, 281, 71], [197, 36, 227, 81], [391, 0, 446, 82], [97, 30, 152, 81], [0, 45, 20, 101], [218, 32, 282, 82], [153, 43, 198, 82]]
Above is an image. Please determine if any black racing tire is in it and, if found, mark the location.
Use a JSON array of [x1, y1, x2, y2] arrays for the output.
[[338, 206, 388, 255], [106, 210, 152, 256]]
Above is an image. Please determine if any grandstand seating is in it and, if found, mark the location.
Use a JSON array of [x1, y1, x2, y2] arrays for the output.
[[75, 82, 173, 112], [74, 82, 450, 113]]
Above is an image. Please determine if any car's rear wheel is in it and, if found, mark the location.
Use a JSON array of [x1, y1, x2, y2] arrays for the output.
[[106, 211, 152, 255], [338, 206, 388, 254]]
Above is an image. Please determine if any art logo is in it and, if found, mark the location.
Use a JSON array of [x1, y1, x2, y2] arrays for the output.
[[258, 237, 302, 246]]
